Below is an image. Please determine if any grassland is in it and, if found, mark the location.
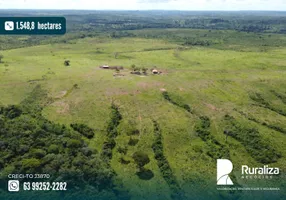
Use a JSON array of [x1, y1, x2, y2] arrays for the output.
[[0, 28, 286, 199]]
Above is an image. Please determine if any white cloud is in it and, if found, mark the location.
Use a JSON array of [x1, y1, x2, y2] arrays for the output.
[[0, 0, 285, 10]]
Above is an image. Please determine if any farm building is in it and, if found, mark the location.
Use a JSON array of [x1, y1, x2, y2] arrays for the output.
[[100, 65, 124, 70], [100, 65, 110, 69], [152, 69, 159, 74]]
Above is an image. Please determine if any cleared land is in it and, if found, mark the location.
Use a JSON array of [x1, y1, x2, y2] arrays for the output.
[[0, 29, 286, 199]]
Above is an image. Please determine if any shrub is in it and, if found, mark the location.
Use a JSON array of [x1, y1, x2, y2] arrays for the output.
[[3, 105, 22, 119], [128, 138, 139, 146], [81, 147, 93, 157], [119, 157, 131, 165], [66, 139, 82, 148], [183, 40, 211, 46], [71, 123, 95, 139], [72, 156, 85, 167], [17, 145, 29, 155], [101, 138, 116, 160], [126, 128, 140, 136], [131, 64, 136, 71], [132, 151, 150, 168], [73, 84, 79, 89], [162, 91, 171, 102], [64, 60, 70, 66], [107, 104, 122, 138], [48, 144, 59, 154], [103, 138, 116, 150], [136, 169, 154, 180], [0, 159, 4, 168], [117, 146, 128, 155], [22, 158, 41, 170], [31, 149, 47, 158], [182, 104, 191, 112]]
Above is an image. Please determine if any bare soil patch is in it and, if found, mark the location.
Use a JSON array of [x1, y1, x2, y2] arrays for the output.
[[204, 103, 220, 111], [137, 81, 165, 90], [55, 91, 67, 99], [52, 101, 70, 114], [105, 88, 141, 96]]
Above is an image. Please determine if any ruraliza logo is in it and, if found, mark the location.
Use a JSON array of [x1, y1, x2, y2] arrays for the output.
[[217, 159, 233, 185]]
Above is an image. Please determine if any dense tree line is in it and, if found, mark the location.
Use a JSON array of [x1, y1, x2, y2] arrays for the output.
[[183, 40, 211, 46], [2, 11, 286, 51], [101, 104, 122, 162], [152, 121, 185, 200]]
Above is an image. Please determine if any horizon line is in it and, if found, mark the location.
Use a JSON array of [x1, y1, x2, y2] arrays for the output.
[[0, 9, 286, 12]]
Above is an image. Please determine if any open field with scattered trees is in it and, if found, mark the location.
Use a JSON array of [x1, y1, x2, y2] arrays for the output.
[[0, 10, 286, 200]]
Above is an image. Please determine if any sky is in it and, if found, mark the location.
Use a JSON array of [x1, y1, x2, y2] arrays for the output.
[[0, 0, 285, 11]]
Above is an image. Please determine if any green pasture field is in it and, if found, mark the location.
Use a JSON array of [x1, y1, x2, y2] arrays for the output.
[[0, 28, 285, 199]]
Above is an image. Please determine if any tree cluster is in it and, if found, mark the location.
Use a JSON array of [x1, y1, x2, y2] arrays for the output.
[[0, 105, 116, 191], [71, 123, 95, 139], [130, 64, 149, 75]]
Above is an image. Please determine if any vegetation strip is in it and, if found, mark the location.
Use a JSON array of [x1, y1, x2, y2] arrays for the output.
[[101, 103, 122, 162], [235, 109, 286, 134], [162, 91, 192, 113], [195, 116, 229, 160], [223, 115, 281, 164], [250, 93, 286, 117], [20, 85, 54, 115], [152, 121, 185, 200], [71, 123, 95, 139], [271, 90, 286, 105]]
